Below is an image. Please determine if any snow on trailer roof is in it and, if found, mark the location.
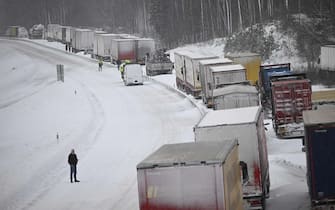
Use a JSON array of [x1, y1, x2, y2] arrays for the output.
[[75, 28, 93, 32], [99, 33, 119, 37], [210, 64, 245, 72], [271, 78, 310, 86], [112, 38, 136, 42], [225, 52, 261, 58], [199, 58, 233, 65], [303, 110, 335, 126], [174, 50, 217, 60], [137, 140, 238, 169], [322, 45, 335, 48], [197, 106, 261, 127], [136, 38, 154, 41], [212, 84, 258, 97]]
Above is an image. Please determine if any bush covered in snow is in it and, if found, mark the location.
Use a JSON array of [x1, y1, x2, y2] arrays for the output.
[[224, 24, 278, 60]]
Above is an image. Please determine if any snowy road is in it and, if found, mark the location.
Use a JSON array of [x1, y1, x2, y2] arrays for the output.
[[0, 39, 201, 210], [0, 38, 312, 210]]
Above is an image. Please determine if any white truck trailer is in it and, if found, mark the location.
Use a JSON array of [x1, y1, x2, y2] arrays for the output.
[[47, 24, 61, 41], [135, 38, 155, 64], [61, 26, 72, 44], [212, 84, 259, 110], [194, 106, 270, 210], [111, 39, 136, 63], [94, 33, 120, 60], [202, 64, 247, 107], [137, 140, 244, 210], [199, 58, 233, 99], [73, 29, 94, 52], [320, 45, 335, 71], [174, 50, 217, 98]]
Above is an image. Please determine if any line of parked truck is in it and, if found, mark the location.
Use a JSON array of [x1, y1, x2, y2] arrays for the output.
[[174, 49, 315, 139], [137, 49, 335, 209], [5, 24, 334, 209], [45, 24, 155, 65], [137, 50, 271, 209]]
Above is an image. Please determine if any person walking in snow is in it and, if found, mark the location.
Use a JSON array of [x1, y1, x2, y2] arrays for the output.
[[68, 149, 80, 183], [98, 59, 103, 71], [116, 59, 121, 70]]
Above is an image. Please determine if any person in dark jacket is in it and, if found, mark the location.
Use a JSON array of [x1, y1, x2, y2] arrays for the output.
[[68, 149, 79, 183]]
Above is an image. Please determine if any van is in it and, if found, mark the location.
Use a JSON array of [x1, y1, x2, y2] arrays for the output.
[[124, 64, 143, 86]]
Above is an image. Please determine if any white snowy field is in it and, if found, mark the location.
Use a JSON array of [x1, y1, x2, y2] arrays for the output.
[[0, 38, 316, 210]]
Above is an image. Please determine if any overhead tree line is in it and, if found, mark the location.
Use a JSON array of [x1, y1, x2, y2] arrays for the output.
[[1, 0, 334, 48]]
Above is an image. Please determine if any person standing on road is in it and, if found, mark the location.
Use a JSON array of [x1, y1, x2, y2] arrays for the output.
[[98, 59, 103, 71], [116, 59, 121, 70], [68, 149, 80, 183]]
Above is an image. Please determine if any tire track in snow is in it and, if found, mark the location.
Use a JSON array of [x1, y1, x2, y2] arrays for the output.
[[0, 41, 107, 210], [17, 75, 107, 210]]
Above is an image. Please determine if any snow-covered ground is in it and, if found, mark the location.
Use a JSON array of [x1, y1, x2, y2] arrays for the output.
[[1, 37, 332, 210]]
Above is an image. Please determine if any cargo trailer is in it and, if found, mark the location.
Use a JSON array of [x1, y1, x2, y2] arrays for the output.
[[111, 39, 136, 63], [303, 109, 335, 210], [54, 25, 63, 42], [202, 64, 247, 107], [73, 29, 94, 52], [47, 24, 61, 41], [61, 26, 72, 44], [137, 140, 244, 210], [174, 50, 218, 97], [225, 53, 261, 86], [194, 106, 270, 210], [92, 30, 107, 57], [135, 38, 155, 64], [213, 84, 259, 110], [320, 45, 335, 71], [5, 26, 28, 38], [69, 27, 77, 49], [94, 33, 120, 60], [199, 58, 233, 100], [174, 50, 190, 91], [270, 73, 312, 138]]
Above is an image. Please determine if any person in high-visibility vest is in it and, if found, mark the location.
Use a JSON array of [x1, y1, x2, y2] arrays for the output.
[[119, 60, 131, 80], [119, 63, 125, 80]]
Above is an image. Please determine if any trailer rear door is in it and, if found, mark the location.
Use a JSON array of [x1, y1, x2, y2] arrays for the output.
[[308, 126, 335, 200]]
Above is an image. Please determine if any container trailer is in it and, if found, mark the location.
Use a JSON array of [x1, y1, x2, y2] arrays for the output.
[[137, 140, 244, 210], [111, 39, 136, 63], [61, 26, 72, 44], [270, 73, 312, 138], [303, 109, 335, 210], [94, 33, 120, 60], [320, 45, 335, 71], [73, 29, 94, 52], [135, 38, 155, 64]]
